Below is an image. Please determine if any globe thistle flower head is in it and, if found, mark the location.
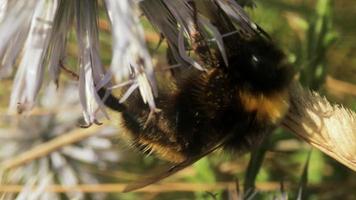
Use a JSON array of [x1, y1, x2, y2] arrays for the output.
[[0, 0, 260, 125], [0, 84, 121, 200]]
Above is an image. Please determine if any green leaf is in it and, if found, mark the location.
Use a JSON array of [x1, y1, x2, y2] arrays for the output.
[[297, 150, 312, 200]]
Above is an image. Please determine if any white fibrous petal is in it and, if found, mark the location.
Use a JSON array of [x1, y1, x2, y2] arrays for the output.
[[28, 159, 52, 200], [84, 136, 112, 149], [15, 178, 36, 200], [78, 170, 108, 200], [98, 150, 121, 163], [61, 145, 98, 164], [78, 62, 101, 124], [76, 170, 106, 200], [140, 0, 179, 50], [140, 0, 204, 71], [161, 0, 195, 36], [15, 158, 52, 200], [105, 0, 157, 110], [136, 72, 156, 109], [9, 0, 58, 113], [0, 27, 29, 78], [46, 0, 75, 84], [51, 152, 84, 199], [0, 0, 8, 22], [177, 27, 204, 70], [119, 82, 139, 103], [1, 84, 119, 200], [39, 188, 60, 200], [0, 1, 36, 55], [198, 16, 228, 66], [75, 0, 109, 125], [0, 1, 37, 78], [140, 0, 184, 68]]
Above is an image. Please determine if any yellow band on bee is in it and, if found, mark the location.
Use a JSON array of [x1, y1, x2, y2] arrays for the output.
[[239, 89, 290, 124]]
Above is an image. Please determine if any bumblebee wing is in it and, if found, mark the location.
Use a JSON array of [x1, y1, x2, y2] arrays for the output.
[[123, 133, 234, 192]]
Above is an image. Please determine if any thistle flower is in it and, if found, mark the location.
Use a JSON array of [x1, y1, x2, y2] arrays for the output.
[[0, 0, 258, 125], [0, 1, 37, 78], [1, 0, 354, 183], [0, 83, 121, 200], [6, 0, 57, 113], [0, 0, 158, 126], [104, 0, 158, 114]]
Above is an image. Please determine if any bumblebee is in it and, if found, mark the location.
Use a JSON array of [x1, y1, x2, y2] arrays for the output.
[[100, 39, 292, 158], [98, 3, 294, 191]]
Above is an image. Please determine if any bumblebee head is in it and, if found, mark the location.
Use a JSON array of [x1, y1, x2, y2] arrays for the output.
[[228, 37, 293, 93]]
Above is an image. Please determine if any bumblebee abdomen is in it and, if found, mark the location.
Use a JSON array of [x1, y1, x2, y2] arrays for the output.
[[118, 65, 291, 163]]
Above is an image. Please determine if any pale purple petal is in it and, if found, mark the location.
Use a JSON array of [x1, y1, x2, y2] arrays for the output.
[[51, 152, 84, 199], [83, 136, 112, 150], [15, 158, 52, 200], [140, 0, 205, 71], [0, 1, 37, 78], [198, 16, 229, 66], [214, 0, 258, 35], [178, 27, 204, 70], [0, 1, 36, 55], [78, 62, 101, 124], [119, 82, 139, 103], [28, 159, 52, 200], [61, 145, 98, 164], [161, 0, 195, 35], [105, 0, 157, 110], [76, 170, 106, 200], [9, 0, 58, 113], [46, 0, 75, 84], [75, 0, 109, 125], [0, 0, 8, 21], [140, 0, 180, 50], [0, 27, 28, 78]]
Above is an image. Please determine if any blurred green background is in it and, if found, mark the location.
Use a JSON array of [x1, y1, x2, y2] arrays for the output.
[[0, 0, 355, 199]]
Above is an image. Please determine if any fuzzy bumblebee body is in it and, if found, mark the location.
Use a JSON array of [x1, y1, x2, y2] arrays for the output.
[[100, 35, 293, 163], [95, 1, 296, 191], [97, 0, 294, 165]]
